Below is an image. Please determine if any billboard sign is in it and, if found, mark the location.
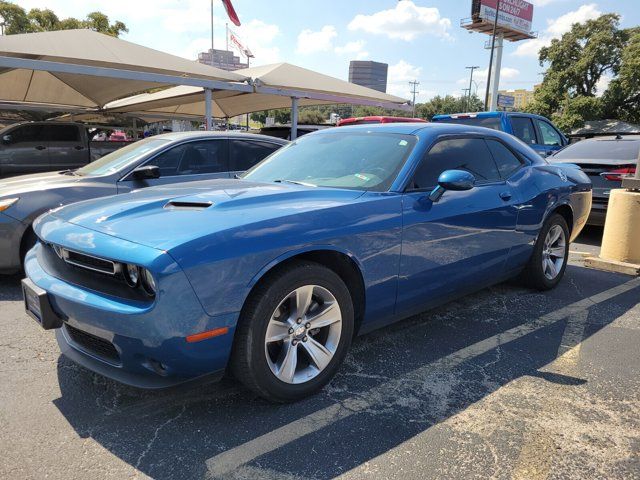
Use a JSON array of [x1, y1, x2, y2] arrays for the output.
[[497, 93, 515, 108], [477, 0, 534, 34]]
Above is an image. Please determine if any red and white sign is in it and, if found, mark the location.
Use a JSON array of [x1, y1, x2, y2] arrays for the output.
[[479, 0, 534, 34]]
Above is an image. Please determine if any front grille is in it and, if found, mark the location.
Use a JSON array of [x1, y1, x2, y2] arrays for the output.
[[65, 323, 120, 363], [62, 248, 117, 275], [592, 196, 609, 206]]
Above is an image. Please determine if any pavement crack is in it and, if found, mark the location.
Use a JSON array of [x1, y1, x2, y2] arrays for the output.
[[134, 403, 187, 470]]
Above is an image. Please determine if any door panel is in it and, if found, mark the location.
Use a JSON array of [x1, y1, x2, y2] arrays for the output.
[[0, 124, 49, 175], [44, 125, 87, 170]]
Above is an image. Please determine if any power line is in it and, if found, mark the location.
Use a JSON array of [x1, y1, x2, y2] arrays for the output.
[[409, 80, 420, 117]]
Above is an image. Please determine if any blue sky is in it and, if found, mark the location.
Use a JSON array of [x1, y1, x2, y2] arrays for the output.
[[17, 0, 640, 102]]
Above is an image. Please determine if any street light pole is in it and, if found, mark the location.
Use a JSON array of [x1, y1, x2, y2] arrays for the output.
[[484, 0, 501, 111], [465, 66, 479, 112], [210, 0, 215, 67]]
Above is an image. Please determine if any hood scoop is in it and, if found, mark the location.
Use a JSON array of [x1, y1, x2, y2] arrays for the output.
[[164, 200, 213, 210]]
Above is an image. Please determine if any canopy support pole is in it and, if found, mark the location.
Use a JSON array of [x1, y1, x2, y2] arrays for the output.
[[205, 88, 213, 131], [291, 97, 299, 140]]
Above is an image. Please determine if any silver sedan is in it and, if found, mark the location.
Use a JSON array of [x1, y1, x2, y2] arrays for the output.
[[0, 131, 287, 274]]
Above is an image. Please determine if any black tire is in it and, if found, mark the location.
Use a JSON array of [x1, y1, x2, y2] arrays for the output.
[[230, 261, 354, 402], [520, 213, 569, 290], [20, 227, 37, 270]]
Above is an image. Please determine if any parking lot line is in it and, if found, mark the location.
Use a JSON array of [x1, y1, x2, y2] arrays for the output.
[[205, 277, 640, 478]]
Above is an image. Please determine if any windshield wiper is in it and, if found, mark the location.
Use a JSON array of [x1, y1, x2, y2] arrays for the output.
[[59, 169, 78, 176], [273, 179, 316, 187]]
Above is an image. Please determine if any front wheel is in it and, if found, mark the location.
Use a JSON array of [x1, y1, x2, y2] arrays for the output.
[[230, 261, 354, 402], [521, 213, 569, 290]]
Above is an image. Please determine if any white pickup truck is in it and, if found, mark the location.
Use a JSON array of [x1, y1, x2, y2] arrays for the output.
[[0, 122, 134, 177]]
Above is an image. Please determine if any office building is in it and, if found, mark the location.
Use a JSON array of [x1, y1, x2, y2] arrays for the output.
[[197, 48, 248, 71], [348, 61, 388, 93]]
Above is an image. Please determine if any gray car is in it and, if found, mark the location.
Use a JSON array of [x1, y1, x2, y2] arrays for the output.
[[549, 135, 639, 225], [0, 131, 287, 274]]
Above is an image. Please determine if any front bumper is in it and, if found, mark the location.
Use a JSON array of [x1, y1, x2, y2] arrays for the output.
[[25, 241, 239, 389], [0, 212, 28, 274]]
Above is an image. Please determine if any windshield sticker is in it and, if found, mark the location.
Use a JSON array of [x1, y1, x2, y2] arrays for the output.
[[399, 140, 408, 146], [354, 173, 370, 181]]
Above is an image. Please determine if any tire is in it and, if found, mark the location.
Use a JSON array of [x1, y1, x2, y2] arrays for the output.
[[230, 261, 354, 402], [521, 213, 569, 290]]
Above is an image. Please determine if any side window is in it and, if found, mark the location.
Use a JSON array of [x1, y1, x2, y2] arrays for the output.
[[537, 120, 562, 146], [485, 139, 523, 179], [410, 138, 500, 190], [44, 125, 80, 142], [9, 125, 44, 144], [146, 140, 228, 176], [229, 140, 281, 171], [510, 117, 538, 145]]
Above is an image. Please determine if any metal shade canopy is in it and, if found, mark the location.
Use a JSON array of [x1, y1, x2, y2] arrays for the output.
[[104, 62, 411, 138], [0, 29, 251, 110]]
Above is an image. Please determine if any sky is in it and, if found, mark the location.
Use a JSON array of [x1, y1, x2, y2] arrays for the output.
[[14, 0, 640, 102]]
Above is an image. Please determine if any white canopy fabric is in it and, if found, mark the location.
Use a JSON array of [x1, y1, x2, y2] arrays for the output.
[[0, 29, 249, 109], [104, 62, 410, 119]]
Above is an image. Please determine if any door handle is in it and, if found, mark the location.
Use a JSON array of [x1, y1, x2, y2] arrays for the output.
[[499, 191, 512, 201], [35, 145, 46, 150], [74, 145, 84, 150]]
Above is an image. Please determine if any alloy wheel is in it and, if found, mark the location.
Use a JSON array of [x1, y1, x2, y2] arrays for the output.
[[542, 224, 566, 280], [264, 285, 342, 384]]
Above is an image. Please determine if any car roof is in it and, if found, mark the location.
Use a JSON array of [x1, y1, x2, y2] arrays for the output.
[[432, 111, 550, 121], [316, 121, 504, 136], [144, 131, 289, 143]]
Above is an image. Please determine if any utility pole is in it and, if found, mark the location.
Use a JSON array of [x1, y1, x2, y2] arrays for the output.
[[465, 66, 479, 112], [484, 0, 501, 111], [462, 88, 471, 110], [409, 80, 420, 117]]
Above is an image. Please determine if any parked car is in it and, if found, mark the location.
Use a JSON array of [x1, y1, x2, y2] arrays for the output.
[[0, 122, 135, 177], [432, 112, 568, 157], [548, 135, 639, 225], [0, 131, 287, 274], [337, 116, 427, 126], [258, 124, 332, 140], [22, 123, 591, 402]]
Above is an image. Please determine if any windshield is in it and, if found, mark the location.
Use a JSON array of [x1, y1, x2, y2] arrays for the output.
[[242, 132, 417, 191], [554, 139, 640, 161], [433, 116, 502, 130], [77, 138, 169, 176]]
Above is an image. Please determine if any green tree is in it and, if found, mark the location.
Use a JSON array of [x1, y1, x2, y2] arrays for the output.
[[526, 14, 637, 131], [602, 30, 640, 124], [0, 1, 128, 36], [415, 94, 483, 120]]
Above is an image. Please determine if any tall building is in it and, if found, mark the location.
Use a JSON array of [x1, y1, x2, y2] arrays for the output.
[[348, 61, 388, 93], [197, 48, 248, 71]]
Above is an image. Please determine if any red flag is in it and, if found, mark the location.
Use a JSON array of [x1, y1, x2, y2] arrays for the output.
[[221, 0, 241, 27]]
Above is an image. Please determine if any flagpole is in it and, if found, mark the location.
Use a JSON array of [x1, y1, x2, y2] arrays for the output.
[[226, 23, 229, 51], [211, 0, 219, 67]]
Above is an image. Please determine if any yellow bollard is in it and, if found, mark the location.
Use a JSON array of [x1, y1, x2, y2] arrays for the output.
[[600, 189, 640, 265]]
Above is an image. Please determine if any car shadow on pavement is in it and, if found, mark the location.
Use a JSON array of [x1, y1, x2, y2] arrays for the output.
[[0, 274, 23, 302], [52, 264, 640, 479]]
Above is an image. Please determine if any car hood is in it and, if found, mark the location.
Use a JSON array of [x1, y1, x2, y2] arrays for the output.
[[46, 179, 365, 251], [0, 171, 85, 197]]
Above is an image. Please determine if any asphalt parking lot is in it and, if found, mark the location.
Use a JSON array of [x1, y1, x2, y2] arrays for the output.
[[1, 227, 639, 480]]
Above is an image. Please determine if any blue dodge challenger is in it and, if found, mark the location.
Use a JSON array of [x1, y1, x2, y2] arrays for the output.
[[22, 123, 591, 402]]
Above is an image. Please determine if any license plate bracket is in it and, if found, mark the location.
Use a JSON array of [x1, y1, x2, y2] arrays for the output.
[[22, 278, 63, 330]]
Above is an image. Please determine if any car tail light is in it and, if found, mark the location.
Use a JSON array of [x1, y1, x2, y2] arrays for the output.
[[602, 166, 636, 181]]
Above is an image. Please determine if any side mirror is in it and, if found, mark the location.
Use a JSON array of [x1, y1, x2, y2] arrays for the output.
[[2, 134, 12, 144], [132, 165, 160, 180], [428, 169, 475, 202]]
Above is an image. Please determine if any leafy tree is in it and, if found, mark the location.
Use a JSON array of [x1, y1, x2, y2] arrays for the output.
[[526, 14, 638, 131], [415, 94, 483, 120], [0, 1, 128, 36]]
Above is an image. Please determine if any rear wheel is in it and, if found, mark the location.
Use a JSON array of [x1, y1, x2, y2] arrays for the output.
[[521, 213, 569, 290], [230, 261, 354, 402]]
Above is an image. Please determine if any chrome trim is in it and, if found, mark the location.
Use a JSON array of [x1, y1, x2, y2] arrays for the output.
[[56, 246, 118, 276]]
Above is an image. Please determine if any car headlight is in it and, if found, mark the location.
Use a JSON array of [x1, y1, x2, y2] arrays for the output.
[[141, 268, 156, 296], [0, 197, 19, 212]]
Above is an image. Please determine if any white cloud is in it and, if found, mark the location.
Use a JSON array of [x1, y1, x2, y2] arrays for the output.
[[335, 40, 369, 60], [513, 3, 602, 57], [348, 1, 451, 41], [296, 25, 338, 54], [457, 67, 520, 85], [386, 60, 430, 102], [235, 19, 281, 65]]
